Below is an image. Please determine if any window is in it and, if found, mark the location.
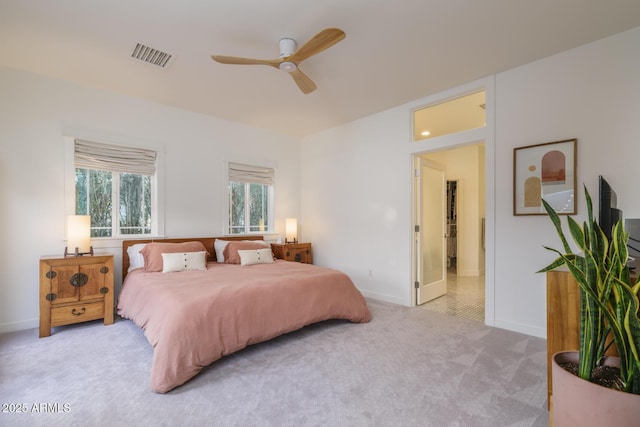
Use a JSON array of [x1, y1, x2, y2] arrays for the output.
[[72, 139, 157, 238], [227, 162, 274, 234]]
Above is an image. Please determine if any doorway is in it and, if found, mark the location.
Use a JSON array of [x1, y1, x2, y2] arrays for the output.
[[409, 79, 494, 326], [414, 144, 486, 322]]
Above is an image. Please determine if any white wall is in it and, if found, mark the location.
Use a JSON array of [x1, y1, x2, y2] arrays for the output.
[[300, 106, 415, 305], [301, 26, 640, 338], [493, 26, 640, 336], [0, 67, 300, 333]]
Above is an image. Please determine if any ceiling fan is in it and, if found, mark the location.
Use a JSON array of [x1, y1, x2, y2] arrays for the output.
[[211, 28, 346, 94]]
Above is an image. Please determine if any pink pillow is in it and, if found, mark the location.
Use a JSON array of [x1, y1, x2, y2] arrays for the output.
[[223, 241, 269, 264], [140, 241, 208, 272]]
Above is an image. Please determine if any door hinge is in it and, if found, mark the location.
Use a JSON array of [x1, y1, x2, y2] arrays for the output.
[[415, 225, 419, 232], [414, 281, 420, 289], [414, 168, 420, 177]]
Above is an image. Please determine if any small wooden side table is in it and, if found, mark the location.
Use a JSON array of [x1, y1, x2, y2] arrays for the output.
[[39, 254, 114, 337], [271, 243, 313, 264]]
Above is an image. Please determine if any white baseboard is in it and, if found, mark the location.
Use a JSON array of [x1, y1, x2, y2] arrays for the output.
[[493, 318, 546, 339], [0, 318, 38, 335], [358, 289, 406, 306]]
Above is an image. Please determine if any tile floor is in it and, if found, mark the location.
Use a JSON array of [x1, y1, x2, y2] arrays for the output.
[[421, 271, 485, 322]]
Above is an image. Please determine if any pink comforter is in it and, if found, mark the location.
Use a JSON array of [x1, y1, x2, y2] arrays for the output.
[[117, 260, 371, 393]]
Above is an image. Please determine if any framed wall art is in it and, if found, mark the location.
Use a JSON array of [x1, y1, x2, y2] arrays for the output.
[[513, 138, 577, 216]]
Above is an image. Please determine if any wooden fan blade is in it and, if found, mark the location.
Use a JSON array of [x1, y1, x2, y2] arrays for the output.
[[289, 28, 345, 63], [289, 68, 317, 94], [211, 55, 280, 68]]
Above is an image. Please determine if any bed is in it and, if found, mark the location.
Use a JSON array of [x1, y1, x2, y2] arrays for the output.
[[117, 236, 371, 393]]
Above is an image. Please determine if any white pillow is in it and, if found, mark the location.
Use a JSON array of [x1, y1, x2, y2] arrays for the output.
[[127, 243, 147, 272], [161, 251, 207, 273], [238, 248, 274, 266], [214, 239, 268, 262]]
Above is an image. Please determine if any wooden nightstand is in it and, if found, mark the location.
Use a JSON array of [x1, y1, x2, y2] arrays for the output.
[[39, 255, 114, 338], [271, 243, 313, 264]]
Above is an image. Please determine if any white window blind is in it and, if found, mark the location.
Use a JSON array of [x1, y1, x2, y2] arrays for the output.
[[74, 139, 157, 175], [228, 162, 274, 185]]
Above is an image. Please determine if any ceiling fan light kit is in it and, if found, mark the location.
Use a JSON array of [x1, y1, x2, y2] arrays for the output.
[[211, 28, 346, 94], [279, 61, 297, 72]]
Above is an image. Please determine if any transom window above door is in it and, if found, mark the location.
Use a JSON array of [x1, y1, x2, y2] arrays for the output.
[[412, 90, 486, 142]]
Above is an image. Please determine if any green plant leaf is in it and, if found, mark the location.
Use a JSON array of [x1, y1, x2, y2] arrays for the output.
[[539, 184, 640, 392]]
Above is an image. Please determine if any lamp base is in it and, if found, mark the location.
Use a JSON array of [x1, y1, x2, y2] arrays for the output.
[[285, 238, 298, 244], [64, 246, 94, 257]]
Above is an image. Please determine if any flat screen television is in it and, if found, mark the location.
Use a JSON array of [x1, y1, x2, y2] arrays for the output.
[[599, 175, 622, 241]]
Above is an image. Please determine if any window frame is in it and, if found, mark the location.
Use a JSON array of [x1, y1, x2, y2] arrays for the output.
[[224, 162, 275, 235], [64, 137, 165, 244]]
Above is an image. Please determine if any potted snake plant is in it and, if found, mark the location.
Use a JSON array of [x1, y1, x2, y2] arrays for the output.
[[539, 184, 640, 426]]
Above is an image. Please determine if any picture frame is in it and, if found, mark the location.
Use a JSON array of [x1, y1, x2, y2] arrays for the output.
[[513, 138, 577, 216]]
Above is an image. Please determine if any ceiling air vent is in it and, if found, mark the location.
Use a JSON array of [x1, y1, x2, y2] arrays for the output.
[[130, 43, 174, 68]]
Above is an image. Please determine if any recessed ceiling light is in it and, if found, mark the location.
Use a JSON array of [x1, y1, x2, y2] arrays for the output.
[[421, 130, 431, 136]]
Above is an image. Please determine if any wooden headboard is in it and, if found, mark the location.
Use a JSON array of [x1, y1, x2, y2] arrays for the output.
[[122, 235, 264, 280]]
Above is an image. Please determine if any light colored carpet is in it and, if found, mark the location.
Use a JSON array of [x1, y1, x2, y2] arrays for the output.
[[0, 299, 548, 427]]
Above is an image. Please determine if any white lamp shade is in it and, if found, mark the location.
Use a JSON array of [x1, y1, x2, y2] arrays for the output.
[[285, 218, 298, 242], [67, 215, 92, 254]]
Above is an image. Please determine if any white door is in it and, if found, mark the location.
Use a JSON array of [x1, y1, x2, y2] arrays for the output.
[[415, 157, 447, 305]]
